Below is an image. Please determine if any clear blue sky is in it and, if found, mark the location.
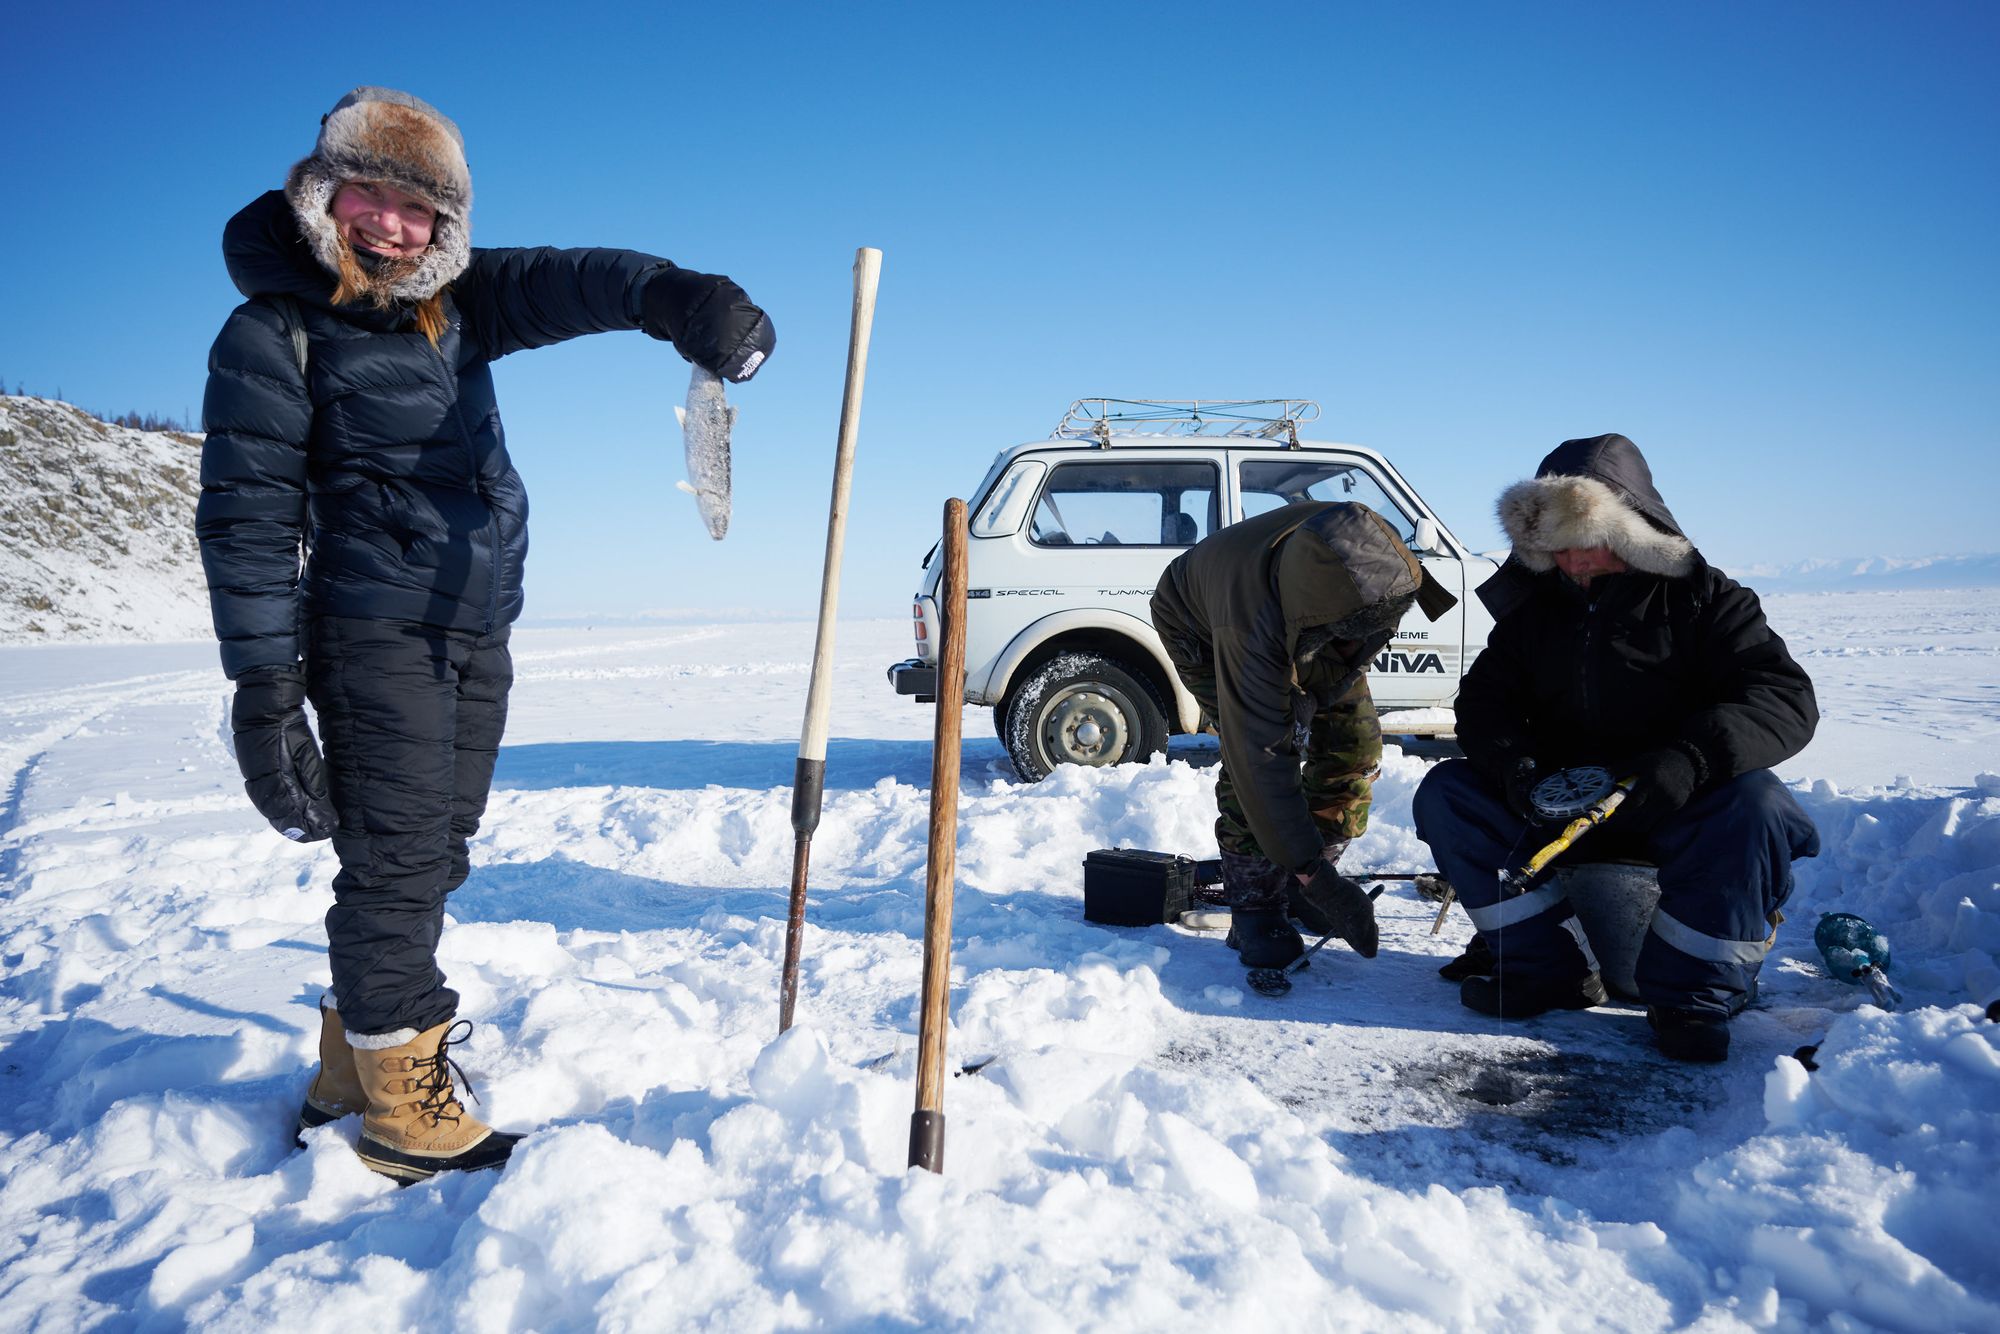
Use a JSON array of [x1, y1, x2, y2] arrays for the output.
[[5, 1, 1995, 619]]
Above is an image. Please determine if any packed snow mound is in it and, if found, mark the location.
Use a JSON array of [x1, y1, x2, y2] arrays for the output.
[[0, 395, 211, 643], [0, 615, 1996, 1330]]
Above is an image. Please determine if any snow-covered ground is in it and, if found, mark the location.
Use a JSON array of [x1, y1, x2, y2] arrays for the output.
[[1, 593, 1996, 1331]]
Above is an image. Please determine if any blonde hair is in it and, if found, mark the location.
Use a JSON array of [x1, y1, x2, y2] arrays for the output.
[[329, 241, 448, 348]]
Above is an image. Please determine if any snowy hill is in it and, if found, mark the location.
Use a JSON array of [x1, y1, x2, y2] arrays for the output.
[[0, 395, 211, 643]]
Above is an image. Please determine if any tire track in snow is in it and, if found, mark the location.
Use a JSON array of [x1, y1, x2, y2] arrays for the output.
[[0, 668, 223, 888], [0, 667, 217, 723], [507, 626, 728, 666]]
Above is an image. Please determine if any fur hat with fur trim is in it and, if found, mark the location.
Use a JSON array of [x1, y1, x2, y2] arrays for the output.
[[1497, 433, 1697, 577], [285, 87, 472, 304]]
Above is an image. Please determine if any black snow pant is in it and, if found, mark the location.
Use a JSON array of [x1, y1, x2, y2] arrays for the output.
[[1412, 759, 1819, 1018], [305, 616, 513, 1040]]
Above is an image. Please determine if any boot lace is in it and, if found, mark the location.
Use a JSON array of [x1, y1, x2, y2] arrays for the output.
[[410, 1019, 482, 1127]]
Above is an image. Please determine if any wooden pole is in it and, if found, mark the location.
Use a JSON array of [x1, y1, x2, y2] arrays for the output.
[[909, 498, 968, 1172], [780, 247, 883, 1035]]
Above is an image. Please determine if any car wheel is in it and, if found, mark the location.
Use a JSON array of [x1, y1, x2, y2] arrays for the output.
[[1001, 652, 1169, 782]]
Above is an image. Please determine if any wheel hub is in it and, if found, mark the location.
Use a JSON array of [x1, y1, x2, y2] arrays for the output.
[[1042, 687, 1131, 765]]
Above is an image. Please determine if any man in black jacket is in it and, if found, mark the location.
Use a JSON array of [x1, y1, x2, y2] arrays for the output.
[[1412, 435, 1819, 1061]]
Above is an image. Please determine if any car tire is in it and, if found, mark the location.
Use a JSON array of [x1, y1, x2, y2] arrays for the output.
[[1001, 652, 1169, 782]]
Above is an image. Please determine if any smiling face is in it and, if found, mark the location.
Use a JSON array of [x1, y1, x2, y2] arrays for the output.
[[329, 180, 436, 259]]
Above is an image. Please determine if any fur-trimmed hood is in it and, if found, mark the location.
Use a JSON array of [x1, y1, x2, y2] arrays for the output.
[[1496, 434, 1696, 578], [284, 87, 472, 305]]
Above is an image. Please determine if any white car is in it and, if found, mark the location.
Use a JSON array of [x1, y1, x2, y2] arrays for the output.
[[888, 400, 1498, 779]]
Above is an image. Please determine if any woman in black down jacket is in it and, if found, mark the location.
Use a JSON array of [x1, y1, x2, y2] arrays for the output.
[[196, 87, 774, 1182]]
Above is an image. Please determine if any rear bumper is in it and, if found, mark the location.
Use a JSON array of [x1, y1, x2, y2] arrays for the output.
[[887, 658, 938, 702]]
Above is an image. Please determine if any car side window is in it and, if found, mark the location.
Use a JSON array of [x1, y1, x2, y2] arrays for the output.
[[1029, 460, 1221, 547], [1239, 458, 1418, 544]]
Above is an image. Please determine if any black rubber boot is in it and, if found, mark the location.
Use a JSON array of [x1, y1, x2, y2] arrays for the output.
[[1226, 910, 1305, 968], [1460, 970, 1606, 1018], [1438, 933, 1496, 982], [1648, 1007, 1731, 1062]]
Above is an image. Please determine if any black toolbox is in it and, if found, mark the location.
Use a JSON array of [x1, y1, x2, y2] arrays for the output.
[[1083, 848, 1205, 926]]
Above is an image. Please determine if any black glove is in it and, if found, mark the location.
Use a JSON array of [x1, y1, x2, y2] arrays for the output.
[[1614, 744, 1704, 834], [1290, 860, 1379, 958], [231, 667, 336, 842], [1503, 757, 1544, 823], [641, 267, 775, 382]]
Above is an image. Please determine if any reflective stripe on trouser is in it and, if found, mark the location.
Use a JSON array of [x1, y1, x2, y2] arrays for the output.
[[1412, 760, 1594, 981], [1633, 769, 1818, 1018], [1650, 907, 1775, 967], [1462, 882, 1565, 933], [307, 616, 514, 1039]]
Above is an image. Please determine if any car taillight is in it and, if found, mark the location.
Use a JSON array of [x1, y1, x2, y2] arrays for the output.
[[912, 600, 927, 641]]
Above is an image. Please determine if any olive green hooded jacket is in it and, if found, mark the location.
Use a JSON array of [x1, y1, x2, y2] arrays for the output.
[[1150, 502, 1455, 870]]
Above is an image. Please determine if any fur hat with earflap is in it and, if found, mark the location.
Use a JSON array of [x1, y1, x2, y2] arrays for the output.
[[285, 87, 472, 307], [1497, 433, 1697, 578]]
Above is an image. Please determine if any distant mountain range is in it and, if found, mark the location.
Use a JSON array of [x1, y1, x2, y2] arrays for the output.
[[1731, 553, 2000, 593], [1458, 548, 2000, 596], [0, 393, 1993, 646], [0, 396, 212, 642]]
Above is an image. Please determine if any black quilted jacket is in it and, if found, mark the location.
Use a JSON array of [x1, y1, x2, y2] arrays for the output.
[[1459, 532, 1817, 791], [197, 190, 684, 678]]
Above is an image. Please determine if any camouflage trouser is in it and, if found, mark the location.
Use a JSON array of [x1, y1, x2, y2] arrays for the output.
[[1212, 679, 1382, 855], [1163, 633, 1383, 908]]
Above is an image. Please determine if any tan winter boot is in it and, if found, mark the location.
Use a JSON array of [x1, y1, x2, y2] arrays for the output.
[[296, 1003, 367, 1144], [353, 1019, 520, 1183]]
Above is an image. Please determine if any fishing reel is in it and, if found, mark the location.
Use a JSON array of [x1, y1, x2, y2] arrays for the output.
[[1527, 765, 1619, 821]]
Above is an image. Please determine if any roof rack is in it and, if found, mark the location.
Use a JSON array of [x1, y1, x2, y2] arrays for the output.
[[1053, 398, 1322, 448]]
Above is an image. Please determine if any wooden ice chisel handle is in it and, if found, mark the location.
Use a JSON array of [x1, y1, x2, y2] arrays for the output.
[[910, 498, 968, 1172], [779, 246, 883, 1034], [794, 246, 882, 773]]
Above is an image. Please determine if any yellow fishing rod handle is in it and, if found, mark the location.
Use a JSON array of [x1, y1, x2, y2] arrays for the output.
[[1511, 777, 1637, 886]]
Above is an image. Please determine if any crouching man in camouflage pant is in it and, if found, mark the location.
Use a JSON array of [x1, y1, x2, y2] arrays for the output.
[[1150, 502, 1457, 969]]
